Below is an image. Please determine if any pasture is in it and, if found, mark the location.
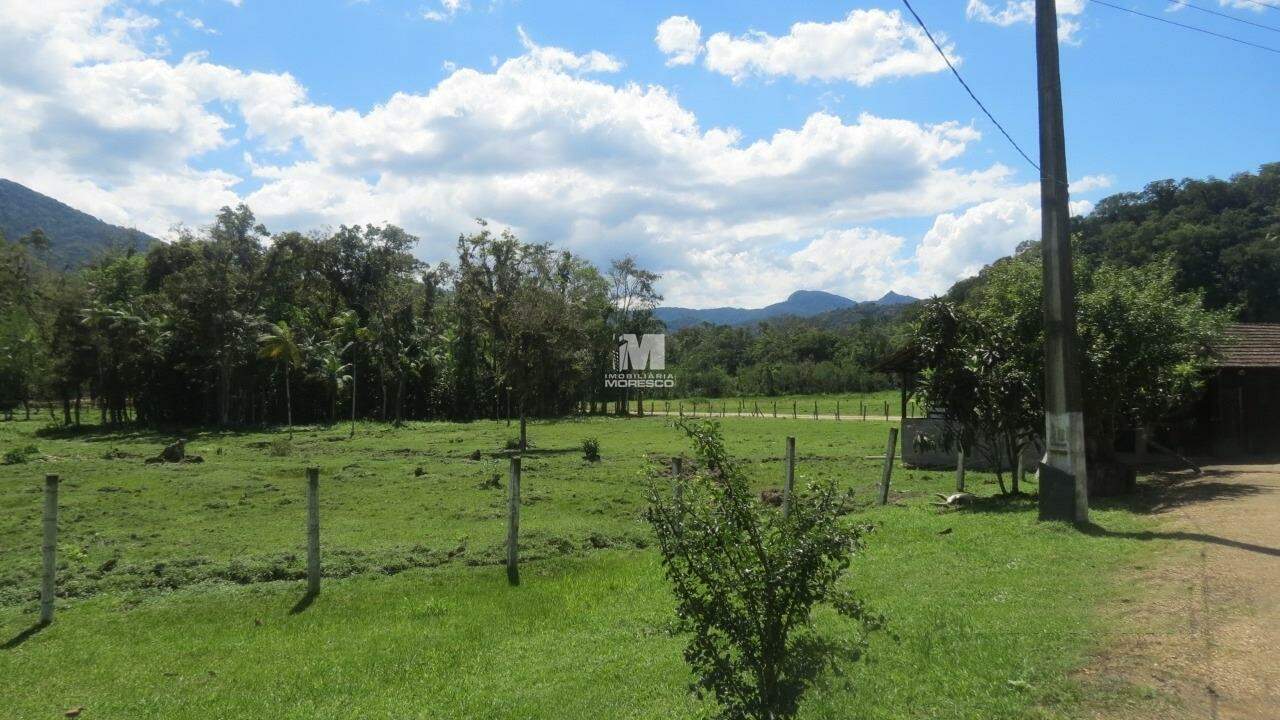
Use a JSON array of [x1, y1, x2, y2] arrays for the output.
[[0, 413, 1170, 719]]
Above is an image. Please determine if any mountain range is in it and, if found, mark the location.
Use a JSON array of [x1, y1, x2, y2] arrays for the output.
[[0, 179, 156, 266], [655, 289, 918, 330]]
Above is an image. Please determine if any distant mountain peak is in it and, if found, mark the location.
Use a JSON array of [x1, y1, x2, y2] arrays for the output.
[[874, 290, 917, 306], [654, 288, 917, 330]]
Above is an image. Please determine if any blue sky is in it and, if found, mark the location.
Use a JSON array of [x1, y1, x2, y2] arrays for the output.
[[2, 0, 1277, 306]]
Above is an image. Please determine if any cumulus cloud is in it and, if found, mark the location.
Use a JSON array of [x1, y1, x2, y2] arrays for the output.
[[0, 1, 1104, 306], [679, 9, 952, 86], [966, 0, 1086, 43], [656, 16, 702, 66]]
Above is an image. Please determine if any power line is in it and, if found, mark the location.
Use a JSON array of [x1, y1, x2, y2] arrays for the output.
[[898, 0, 1040, 173], [1088, 0, 1280, 53], [1160, 0, 1280, 33]]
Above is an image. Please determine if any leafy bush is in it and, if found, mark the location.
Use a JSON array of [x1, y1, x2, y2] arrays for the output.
[[504, 437, 521, 451], [645, 419, 878, 719], [581, 436, 601, 461], [2, 444, 39, 465], [268, 437, 292, 457]]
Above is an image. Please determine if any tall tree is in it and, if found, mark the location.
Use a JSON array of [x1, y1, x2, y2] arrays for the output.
[[258, 320, 305, 434]]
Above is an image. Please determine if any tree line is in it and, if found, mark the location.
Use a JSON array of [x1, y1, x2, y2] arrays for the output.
[[666, 317, 904, 398], [0, 207, 670, 427]]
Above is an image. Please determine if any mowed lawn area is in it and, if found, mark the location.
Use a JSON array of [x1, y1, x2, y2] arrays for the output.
[[0, 414, 1168, 719]]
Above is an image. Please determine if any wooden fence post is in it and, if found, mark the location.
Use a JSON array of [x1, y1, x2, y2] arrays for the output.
[[40, 474, 59, 626], [772, 400, 777, 418], [884, 401, 889, 420], [679, 402, 683, 417], [306, 467, 321, 596], [813, 401, 818, 420], [955, 449, 967, 492], [783, 437, 796, 519], [792, 401, 797, 419], [879, 429, 898, 505], [836, 400, 840, 420], [861, 401, 866, 421], [507, 456, 521, 585]]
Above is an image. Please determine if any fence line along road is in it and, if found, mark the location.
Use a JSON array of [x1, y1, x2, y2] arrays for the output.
[[640, 409, 906, 422], [588, 399, 922, 422]]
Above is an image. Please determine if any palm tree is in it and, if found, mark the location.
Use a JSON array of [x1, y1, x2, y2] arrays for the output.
[[331, 310, 368, 438], [258, 320, 304, 435], [314, 341, 352, 424]]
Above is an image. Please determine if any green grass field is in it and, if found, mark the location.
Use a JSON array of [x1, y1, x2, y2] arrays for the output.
[[0, 414, 1169, 719]]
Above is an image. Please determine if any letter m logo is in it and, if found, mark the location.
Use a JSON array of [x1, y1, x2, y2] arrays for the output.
[[617, 334, 665, 370]]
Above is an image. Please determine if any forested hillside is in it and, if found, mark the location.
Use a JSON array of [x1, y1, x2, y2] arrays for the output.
[[952, 163, 1280, 320], [0, 179, 156, 267]]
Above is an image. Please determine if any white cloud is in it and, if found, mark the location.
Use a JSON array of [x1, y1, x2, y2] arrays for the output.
[[1218, 0, 1269, 11], [176, 11, 218, 35], [1071, 174, 1113, 193], [656, 16, 702, 67], [423, 0, 467, 23], [0, 1, 1104, 306], [696, 9, 952, 86], [966, 0, 1087, 43]]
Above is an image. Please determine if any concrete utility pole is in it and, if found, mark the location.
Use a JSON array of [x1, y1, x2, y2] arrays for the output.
[[1035, 0, 1089, 523]]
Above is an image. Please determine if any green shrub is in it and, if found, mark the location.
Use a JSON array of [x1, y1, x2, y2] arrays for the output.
[[646, 419, 878, 719], [504, 437, 521, 451], [268, 437, 292, 457], [2, 444, 39, 465], [581, 436, 601, 461]]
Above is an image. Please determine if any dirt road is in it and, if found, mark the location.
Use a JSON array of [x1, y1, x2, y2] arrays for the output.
[[1086, 460, 1280, 719]]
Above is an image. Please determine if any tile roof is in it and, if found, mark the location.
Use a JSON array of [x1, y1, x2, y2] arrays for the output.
[[1218, 323, 1280, 369]]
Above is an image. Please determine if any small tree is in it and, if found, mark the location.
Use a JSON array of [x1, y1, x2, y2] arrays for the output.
[[646, 419, 877, 719], [965, 247, 1229, 459], [313, 340, 352, 424], [914, 301, 1039, 494]]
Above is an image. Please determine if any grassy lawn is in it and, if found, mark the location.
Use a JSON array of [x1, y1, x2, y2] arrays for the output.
[[0, 414, 1168, 718]]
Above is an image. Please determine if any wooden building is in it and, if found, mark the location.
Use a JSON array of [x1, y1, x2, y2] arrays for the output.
[[1182, 323, 1280, 456]]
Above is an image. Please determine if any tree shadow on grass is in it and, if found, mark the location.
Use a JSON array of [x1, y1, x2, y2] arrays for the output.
[[960, 471, 1270, 518], [1095, 469, 1269, 515], [2, 622, 47, 650], [772, 630, 873, 718], [960, 492, 1040, 515], [487, 447, 581, 458], [33, 423, 271, 444], [289, 589, 318, 615], [1075, 522, 1280, 558]]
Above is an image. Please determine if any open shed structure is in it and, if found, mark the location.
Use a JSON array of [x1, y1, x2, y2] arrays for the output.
[[1182, 323, 1280, 456]]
